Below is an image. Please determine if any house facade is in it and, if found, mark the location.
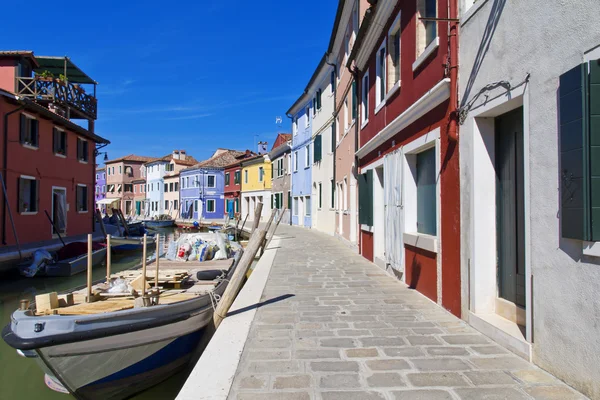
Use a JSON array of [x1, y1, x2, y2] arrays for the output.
[[132, 178, 146, 217], [269, 134, 292, 218], [330, 0, 368, 248], [95, 167, 106, 211], [0, 51, 109, 246], [163, 173, 179, 218], [105, 154, 154, 215], [288, 98, 313, 228], [224, 150, 255, 219], [348, 0, 461, 317], [240, 155, 272, 221], [458, 0, 600, 396], [307, 57, 336, 236], [145, 150, 196, 218]]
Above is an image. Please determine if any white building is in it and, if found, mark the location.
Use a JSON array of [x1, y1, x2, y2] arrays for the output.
[[144, 150, 196, 218], [459, 1, 600, 397], [308, 56, 336, 236]]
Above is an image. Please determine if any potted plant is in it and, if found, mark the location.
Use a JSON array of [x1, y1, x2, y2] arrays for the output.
[[35, 70, 54, 82], [57, 74, 68, 85]]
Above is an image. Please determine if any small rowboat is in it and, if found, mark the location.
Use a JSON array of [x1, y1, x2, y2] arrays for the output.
[[110, 235, 156, 252], [143, 219, 175, 229], [19, 242, 107, 278]]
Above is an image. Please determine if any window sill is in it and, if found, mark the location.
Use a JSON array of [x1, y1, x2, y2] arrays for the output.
[[20, 211, 38, 216], [361, 224, 373, 232], [403, 232, 438, 253], [54, 153, 67, 158], [374, 99, 386, 115], [361, 119, 369, 130], [583, 241, 600, 257], [386, 81, 401, 100], [21, 144, 39, 150], [412, 37, 440, 71], [79, 160, 89, 164]]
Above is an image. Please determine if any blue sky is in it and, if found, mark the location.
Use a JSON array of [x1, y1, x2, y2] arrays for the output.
[[0, 0, 338, 164]]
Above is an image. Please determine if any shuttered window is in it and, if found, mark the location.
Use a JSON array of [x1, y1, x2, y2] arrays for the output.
[[77, 138, 89, 162], [317, 89, 322, 110], [18, 177, 38, 213], [559, 59, 600, 240], [20, 115, 39, 147], [331, 179, 335, 209], [417, 148, 437, 235], [358, 170, 373, 226], [76, 185, 88, 212], [234, 170, 241, 184], [352, 80, 357, 120], [314, 134, 322, 163], [225, 173, 230, 186]]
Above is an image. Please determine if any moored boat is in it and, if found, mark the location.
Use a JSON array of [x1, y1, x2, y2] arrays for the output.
[[3, 232, 242, 399], [110, 235, 156, 252], [19, 242, 107, 278], [144, 219, 176, 229]]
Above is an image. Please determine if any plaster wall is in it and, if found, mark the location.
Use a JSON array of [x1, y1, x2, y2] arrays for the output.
[[271, 152, 291, 209], [459, 0, 600, 396], [291, 106, 312, 227]]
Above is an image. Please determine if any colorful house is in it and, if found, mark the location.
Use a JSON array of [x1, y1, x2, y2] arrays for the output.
[[224, 150, 255, 219], [144, 150, 196, 218], [240, 154, 272, 221], [132, 177, 146, 217], [269, 134, 292, 217], [287, 96, 313, 228], [459, 0, 600, 395], [163, 173, 179, 218], [348, 0, 461, 317], [95, 167, 106, 210], [0, 51, 109, 248], [330, 0, 368, 248], [180, 150, 245, 221], [104, 154, 155, 216]]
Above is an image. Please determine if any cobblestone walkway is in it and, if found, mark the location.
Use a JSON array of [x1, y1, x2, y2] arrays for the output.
[[228, 226, 586, 400]]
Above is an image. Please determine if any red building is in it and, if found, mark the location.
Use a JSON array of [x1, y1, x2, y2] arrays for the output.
[[348, 0, 460, 316], [0, 51, 109, 248], [224, 150, 255, 218]]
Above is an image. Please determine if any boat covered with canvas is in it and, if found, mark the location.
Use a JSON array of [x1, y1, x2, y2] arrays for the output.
[[3, 231, 242, 400], [19, 241, 107, 278], [143, 218, 176, 229]]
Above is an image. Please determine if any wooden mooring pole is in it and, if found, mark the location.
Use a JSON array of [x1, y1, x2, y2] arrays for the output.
[[141, 234, 148, 296], [154, 234, 160, 288], [263, 209, 286, 255], [250, 202, 263, 234], [86, 234, 93, 302], [106, 234, 112, 283]]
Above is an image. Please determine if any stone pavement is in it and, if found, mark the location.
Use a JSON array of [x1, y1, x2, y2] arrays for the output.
[[228, 225, 587, 400]]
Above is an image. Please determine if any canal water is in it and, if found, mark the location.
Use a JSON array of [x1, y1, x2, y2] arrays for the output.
[[0, 228, 195, 400]]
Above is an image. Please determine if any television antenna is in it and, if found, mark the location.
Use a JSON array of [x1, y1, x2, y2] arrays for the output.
[[275, 116, 282, 128]]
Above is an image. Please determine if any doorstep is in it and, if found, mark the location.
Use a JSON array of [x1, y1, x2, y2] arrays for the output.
[[468, 311, 532, 361]]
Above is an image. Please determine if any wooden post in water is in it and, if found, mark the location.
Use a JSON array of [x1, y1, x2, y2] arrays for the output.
[[96, 209, 107, 238], [250, 202, 263, 234], [213, 228, 267, 329], [86, 234, 93, 302], [238, 213, 249, 239], [259, 209, 277, 255], [263, 209, 286, 255], [141, 234, 148, 296], [106, 234, 112, 283], [154, 234, 160, 288]]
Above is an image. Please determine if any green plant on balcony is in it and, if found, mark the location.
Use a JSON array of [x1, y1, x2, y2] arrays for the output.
[[57, 74, 68, 84], [35, 70, 54, 81]]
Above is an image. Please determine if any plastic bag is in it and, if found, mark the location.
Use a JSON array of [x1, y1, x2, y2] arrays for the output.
[[108, 278, 130, 293]]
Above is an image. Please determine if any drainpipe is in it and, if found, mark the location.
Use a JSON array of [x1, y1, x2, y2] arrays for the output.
[[448, 0, 459, 141], [326, 55, 337, 233], [2, 103, 26, 245], [286, 113, 294, 225], [349, 65, 362, 253]]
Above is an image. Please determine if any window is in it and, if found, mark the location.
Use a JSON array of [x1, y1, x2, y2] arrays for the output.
[[352, 81, 357, 120], [343, 178, 348, 210], [293, 118, 298, 135], [95, 174, 99, 180], [313, 97, 316, 115], [174, 200, 178, 210], [294, 151, 298, 171], [124, 184, 133, 192], [53, 128, 67, 155], [169, 182, 173, 192], [181, 178, 185, 189], [134, 185, 137, 194], [362, 73, 370, 125], [317, 89, 322, 110], [293, 197, 299, 216], [344, 98, 349, 131], [225, 172, 230, 186], [103, 185, 106, 193], [331, 121, 336, 151], [234, 170, 241, 184], [107, 168, 110, 176], [164, 183, 168, 192], [151, 183, 154, 191], [186, 177, 190, 188], [388, 13, 401, 89], [305, 196, 311, 216], [18, 176, 38, 213], [103, 173, 106, 179], [244, 170, 248, 183], [416, 147, 437, 235], [119, 166, 122, 174], [76, 185, 88, 212], [305, 106, 310, 127], [207, 175, 216, 188], [314, 135, 322, 163], [318, 183, 322, 209], [331, 179, 335, 209], [259, 167, 264, 182], [376, 42, 387, 105], [359, 170, 373, 226], [417, 0, 438, 57], [305, 144, 310, 167], [165, 200, 169, 210], [206, 199, 215, 213], [77, 138, 89, 162], [331, 70, 336, 93], [287, 155, 291, 175], [19, 114, 38, 147], [174, 182, 178, 191]]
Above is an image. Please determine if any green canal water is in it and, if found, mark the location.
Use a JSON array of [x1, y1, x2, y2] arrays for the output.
[[0, 228, 196, 400]]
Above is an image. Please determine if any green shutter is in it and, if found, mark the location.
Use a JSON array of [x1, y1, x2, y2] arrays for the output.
[[590, 59, 600, 240], [331, 180, 335, 209], [288, 191, 291, 209], [314, 134, 322, 163], [352, 81, 357, 120], [331, 121, 336, 152], [358, 170, 373, 226], [319, 183, 322, 209]]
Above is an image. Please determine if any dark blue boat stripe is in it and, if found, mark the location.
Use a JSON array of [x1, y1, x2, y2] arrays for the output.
[[83, 330, 203, 387]]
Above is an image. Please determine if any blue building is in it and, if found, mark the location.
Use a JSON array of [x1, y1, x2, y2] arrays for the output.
[[180, 150, 246, 221], [287, 96, 313, 227]]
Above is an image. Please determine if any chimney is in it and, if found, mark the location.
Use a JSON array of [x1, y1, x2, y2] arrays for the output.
[[180, 150, 187, 160], [172, 150, 180, 160], [257, 141, 268, 155]]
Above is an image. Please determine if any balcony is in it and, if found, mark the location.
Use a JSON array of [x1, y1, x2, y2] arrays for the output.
[[16, 55, 98, 121], [16, 76, 97, 120]]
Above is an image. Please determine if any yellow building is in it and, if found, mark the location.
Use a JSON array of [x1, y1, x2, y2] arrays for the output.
[[241, 155, 272, 221]]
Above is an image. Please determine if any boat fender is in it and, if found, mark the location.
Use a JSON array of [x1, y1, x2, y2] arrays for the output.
[[192, 269, 227, 281]]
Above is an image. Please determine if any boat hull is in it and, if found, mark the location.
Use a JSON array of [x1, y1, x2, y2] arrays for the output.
[[111, 236, 156, 252], [143, 220, 175, 229]]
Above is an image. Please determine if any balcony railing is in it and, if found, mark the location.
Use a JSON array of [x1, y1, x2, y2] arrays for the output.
[[16, 76, 97, 120]]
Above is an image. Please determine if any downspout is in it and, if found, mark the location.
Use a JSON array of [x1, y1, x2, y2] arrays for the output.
[[349, 65, 361, 252], [286, 113, 294, 225], [2, 103, 26, 245], [325, 56, 337, 231], [448, 0, 459, 141]]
